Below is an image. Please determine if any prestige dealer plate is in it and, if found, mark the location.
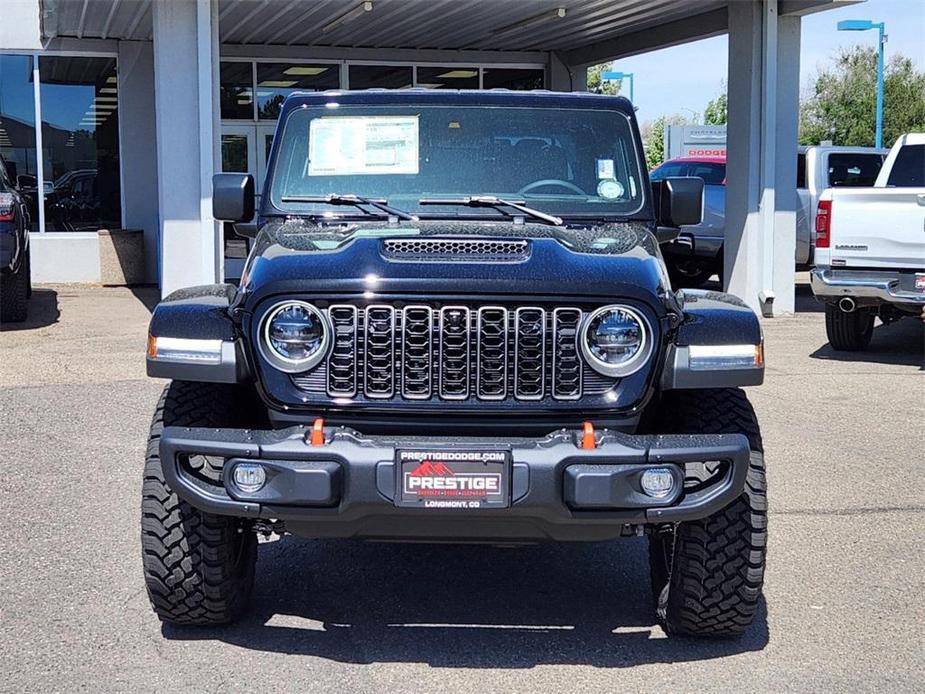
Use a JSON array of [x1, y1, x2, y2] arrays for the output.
[[395, 449, 511, 509]]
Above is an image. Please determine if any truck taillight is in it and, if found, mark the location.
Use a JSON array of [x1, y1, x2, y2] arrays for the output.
[[815, 199, 831, 249]]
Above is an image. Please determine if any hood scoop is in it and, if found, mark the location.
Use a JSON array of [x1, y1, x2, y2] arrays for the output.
[[380, 237, 530, 263]]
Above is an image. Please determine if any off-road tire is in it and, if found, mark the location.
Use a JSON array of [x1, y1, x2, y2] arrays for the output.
[[141, 381, 257, 626], [0, 254, 29, 323], [824, 303, 874, 351], [648, 388, 767, 637]]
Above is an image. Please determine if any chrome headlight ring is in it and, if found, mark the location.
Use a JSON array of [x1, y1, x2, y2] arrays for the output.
[[580, 304, 654, 378], [258, 300, 330, 373]]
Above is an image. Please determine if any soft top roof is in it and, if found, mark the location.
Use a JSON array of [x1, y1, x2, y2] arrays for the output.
[[277, 88, 636, 119]]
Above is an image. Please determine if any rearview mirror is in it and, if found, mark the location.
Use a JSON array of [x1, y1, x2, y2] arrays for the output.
[[651, 177, 704, 228], [213, 173, 254, 223]]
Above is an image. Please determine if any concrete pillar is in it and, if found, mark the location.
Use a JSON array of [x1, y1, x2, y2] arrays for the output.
[[547, 52, 586, 91], [773, 14, 801, 315], [118, 41, 159, 283], [152, 0, 220, 296], [724, 0, 800, 316]]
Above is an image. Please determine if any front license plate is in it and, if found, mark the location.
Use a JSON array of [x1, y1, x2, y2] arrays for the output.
[[915, 273, 925, 291], [395, 449, 510, 509]]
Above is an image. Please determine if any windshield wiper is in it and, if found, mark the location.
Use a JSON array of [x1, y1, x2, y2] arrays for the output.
[[280, 194, 416, 221], [419, 196, 563, 226]]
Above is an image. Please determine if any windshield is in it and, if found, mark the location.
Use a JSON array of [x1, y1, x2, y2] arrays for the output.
[[268, 104, 646, 219]]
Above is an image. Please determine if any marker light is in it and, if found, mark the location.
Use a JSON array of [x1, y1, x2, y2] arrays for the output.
[[148, 336, 223, 364], [640, 468, 675, 499], [689, 344, 764, 370], [233, 463, 267, 493]]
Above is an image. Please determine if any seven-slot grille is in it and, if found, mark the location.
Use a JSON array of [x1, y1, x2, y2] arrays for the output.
[[310, 303, 607, 403]]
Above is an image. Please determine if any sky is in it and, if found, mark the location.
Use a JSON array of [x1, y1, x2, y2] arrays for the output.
[[605, 0, 925, 124]]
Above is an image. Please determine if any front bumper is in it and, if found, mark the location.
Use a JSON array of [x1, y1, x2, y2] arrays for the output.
[[160, 425, 751, 542], [811, 267, 925, 306]]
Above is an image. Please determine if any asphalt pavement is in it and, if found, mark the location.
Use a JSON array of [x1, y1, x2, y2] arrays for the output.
[[0, 281, 922, 693]]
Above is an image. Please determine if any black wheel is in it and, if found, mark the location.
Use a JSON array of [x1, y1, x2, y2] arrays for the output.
[[666, 258, 716, 288], [648, 388, 767, 637], [0, 255, 29, 323], [141, 381, 257, 626], [824, 303, 874, 351]]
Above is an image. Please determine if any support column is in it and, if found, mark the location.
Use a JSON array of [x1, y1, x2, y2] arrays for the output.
[[152, 0, 220, 296], [773, 14, 801, 315], [724, 0, 799, 316], [118, 41, 159, 283], [547, 52, 586, 91]]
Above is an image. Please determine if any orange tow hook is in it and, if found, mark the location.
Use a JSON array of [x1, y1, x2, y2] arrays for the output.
[[309, 417, 325, 446], [581, 421, 597, 450]]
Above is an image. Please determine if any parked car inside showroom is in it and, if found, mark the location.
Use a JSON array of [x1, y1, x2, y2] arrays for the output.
[[0, 154, 32, 322], [141, 89, 768, 638]]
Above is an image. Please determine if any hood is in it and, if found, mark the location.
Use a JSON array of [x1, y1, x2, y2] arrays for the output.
[[239, 218, 670, 309]]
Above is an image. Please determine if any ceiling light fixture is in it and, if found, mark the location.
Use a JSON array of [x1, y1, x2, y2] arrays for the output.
[[258, 80, 299, 88], [321, 1, 372, 34], [284, 66, 329, 76], [437, 70, 478, 79], [492, 6, 566, 35]]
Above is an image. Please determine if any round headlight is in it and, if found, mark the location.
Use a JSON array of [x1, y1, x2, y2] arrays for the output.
[[580, 305, 652, 377], [260, 301, 329, 372]]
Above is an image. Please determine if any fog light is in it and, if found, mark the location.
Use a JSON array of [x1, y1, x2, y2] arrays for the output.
[[640, 468, 675, 499], [233, 463, 266, 493]]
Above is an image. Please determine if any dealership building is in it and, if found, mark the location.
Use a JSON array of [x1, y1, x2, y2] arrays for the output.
[[1, 0, 846, 314]]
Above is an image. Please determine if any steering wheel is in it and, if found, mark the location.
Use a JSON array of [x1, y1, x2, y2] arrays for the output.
[[518, 179, 586, 196]]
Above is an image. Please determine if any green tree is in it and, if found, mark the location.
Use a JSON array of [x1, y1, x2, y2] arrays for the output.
[[641, 114, 690, 170], [800, 46, 925, 146], [587, 63, 621, 96], [703, 84, 727, 125]]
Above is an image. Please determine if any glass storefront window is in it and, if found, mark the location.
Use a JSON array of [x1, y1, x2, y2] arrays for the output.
[[482, 68, 544, 90], [256, 63, 338, 120], [39, 56, 121, 232], [416, 66, 479, 89], [221, 134, 249, 173], [220, 62, 254, 120], [349, 65, 413, 90], [0, 54, 39, 231]]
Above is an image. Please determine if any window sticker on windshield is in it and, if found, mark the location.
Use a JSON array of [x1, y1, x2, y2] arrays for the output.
[[308, 115, 419, 176], [597, 159, 615, 179]]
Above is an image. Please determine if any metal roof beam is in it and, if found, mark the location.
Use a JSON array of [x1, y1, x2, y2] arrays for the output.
[[779, 0, 861, 17], [564, 7, 727, 67]]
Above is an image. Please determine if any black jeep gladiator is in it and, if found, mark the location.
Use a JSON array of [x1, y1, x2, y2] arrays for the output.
[[142, 90, 767, 637]]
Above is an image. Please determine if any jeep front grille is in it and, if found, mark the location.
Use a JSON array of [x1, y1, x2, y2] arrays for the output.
[[381, 238, 530, 262], [293, 303, 618, 403]]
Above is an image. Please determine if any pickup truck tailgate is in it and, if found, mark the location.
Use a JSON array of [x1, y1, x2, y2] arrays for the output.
[[827, 188, 925, 269]]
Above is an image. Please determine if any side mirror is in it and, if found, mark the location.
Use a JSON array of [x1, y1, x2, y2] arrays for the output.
[[4, 160, 17, 184], [651, 177, 704, 228], [213, 173, 254, 223]]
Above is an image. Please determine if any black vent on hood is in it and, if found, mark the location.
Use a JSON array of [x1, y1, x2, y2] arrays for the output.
[[381, 238, 530, 262]]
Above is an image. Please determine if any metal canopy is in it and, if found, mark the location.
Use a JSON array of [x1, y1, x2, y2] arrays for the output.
[[46, 0, 726, 50], [44, 0, 844, 64]]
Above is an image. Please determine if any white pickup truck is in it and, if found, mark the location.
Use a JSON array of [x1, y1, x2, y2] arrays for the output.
[[811, 133, 925, 350]]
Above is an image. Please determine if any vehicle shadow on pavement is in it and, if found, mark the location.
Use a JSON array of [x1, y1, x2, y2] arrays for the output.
[[163, 537, 769, 667], [794, 282, 824, 313], [0, 288, 59, 331], [810, 318, 925, 369], [128, 285, 160, 313]]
